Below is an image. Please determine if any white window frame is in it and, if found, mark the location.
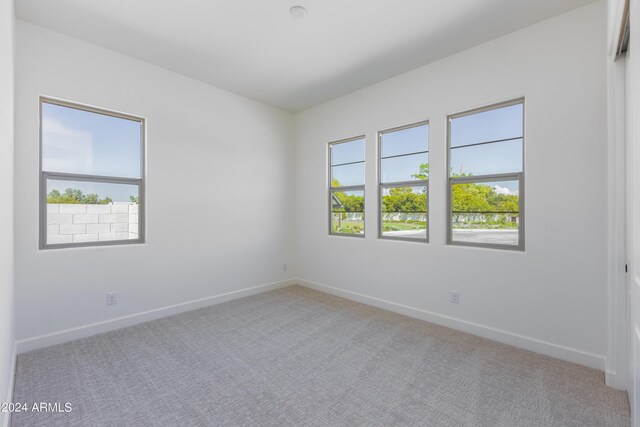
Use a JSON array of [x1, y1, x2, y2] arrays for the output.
[[328, 135, 366, 238], [446, 98, 525, 251], [39, 97, 146, 249], [378, 121, 429, 243]]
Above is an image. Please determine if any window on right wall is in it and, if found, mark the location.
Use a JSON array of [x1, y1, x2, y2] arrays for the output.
[[447, 99, 524, 250]]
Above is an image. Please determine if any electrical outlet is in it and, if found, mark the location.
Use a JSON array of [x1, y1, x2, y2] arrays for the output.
[[450, 291, 460, 304], [283, 263, 288, 272], [106, 292, 117, 306]]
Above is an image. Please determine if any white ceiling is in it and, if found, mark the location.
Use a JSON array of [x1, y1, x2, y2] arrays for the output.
[[16, 0, 597, 112]]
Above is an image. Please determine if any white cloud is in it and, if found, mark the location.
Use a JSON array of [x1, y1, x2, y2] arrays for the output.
[[493, 185, 518, 196]]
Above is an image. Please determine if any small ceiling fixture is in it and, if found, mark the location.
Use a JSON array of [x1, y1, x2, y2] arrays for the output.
[[289, 6, 307, 19]]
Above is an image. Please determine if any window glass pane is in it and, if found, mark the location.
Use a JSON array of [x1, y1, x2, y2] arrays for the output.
[[42, 102, 142, 178], [331, 162, 364, 187], [381, 186, 426, 239], [451, 180, 519, 246], [331, 189, 364, 235], [331, 138, 364, 165], [381, 153, 428, 183], [450, 138, 522, 177], [450, 103, 523, 147], [46, 179, 140, 245], [381, 124, 428, 158]]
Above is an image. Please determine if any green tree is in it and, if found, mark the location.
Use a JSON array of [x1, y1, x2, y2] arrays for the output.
[[451, 182, 519, 227], [47, 188, 112, 204], [452, 182, 491, 213], [382, 187, 426, 213], [331, 178, 364, 212], [340, 193, 364, 212], [330, 177, 365, 234], [412, 163, 429, 180]]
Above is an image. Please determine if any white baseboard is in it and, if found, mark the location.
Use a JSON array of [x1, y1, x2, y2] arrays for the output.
[[296, 278, 605, 371], [14, 277, 607, 373], [605, 369, 627, 390], [2, 342, 17, 427], [16, 279, 296, 354]]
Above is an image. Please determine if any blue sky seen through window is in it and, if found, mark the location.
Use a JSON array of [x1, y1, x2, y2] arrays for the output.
[[381, 124, 428, 158], [42, 102, 142, 177], [42, 102, 142, 203], [332, 163, 364, 187], [331, 138, 365, 187], [450, 102, 523, 195], [450, 138, 522, 177], [381, 153, 428, 183], [381, 123, 429, 184], [331, 138, 364, 166], [450, 103, 523, 147]]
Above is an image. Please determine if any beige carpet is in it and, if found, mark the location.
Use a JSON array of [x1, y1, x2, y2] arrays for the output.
[[12, 285, 630, 426]]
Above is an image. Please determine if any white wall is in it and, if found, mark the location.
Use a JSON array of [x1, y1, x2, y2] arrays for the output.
[[295, 2, 608, 370], [14, 21, 296, 343], [624, 0, 640, 422], [0, 0, 15, 425]]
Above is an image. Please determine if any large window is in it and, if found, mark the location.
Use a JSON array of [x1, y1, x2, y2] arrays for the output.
[[447, 99, 524, 250], [329, 136, 365, 237], [378, 121, 429, 241], [40, 98, 145, 249]]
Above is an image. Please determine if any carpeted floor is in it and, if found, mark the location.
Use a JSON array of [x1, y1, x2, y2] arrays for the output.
[[12, 285, 630, 426]]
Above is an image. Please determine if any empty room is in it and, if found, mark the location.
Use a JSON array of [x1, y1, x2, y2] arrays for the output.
[[1, 0, 639, 425]]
